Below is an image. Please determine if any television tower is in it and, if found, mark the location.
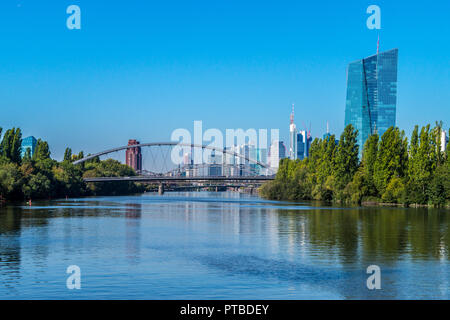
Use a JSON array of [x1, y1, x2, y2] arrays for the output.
[[289, 104, 297, 159], [377, 34, 380, 55], [290, 103, 294, 124]]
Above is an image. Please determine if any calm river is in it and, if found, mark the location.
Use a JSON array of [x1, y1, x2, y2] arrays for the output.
[[0, 192, 448, 299]]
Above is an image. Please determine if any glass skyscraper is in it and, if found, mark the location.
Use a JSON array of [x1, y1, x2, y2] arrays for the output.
[[345, 48, 398, 154], [21, 136, 37, 158]]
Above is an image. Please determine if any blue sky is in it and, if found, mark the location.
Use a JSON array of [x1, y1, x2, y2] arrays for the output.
[[0, 0, 449, 159]]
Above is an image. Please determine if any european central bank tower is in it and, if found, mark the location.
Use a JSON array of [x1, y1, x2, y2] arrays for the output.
[[345, 48, 398, 154]]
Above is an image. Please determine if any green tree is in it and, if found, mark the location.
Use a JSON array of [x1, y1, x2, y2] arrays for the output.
[[23, 147, 32, 163], [33, 139, 51, 161], [22, 172, 52, 200], [434, 120, 444, 167], [428, 165, 448, 206], [83, 159, 138, 196], [407, 125, 434, 204], [0, 128, 22, 164], [344, 167, 369, 204], [382, 176, 406, 204], [373, 127, 408, 196], [0, 163, 23, 200], [53, 161, 86, 197], [63, 148, 72, 162], [361, 133, 379, 196], [333, 124, 359, 200], [311, 135, 337, 201]]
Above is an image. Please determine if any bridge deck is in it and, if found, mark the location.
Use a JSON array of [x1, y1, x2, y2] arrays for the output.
[[84, 175, 275, 183]]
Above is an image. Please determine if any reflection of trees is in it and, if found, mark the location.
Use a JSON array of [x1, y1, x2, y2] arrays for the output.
[[407, 209, 449, 260], [360, 208, 409, 264], [302, 208, 360, 264], [284, 206, 450, 263], [0, 207, 23, 284], [273, 206, 449, 299], [1, 206, 53, 282]]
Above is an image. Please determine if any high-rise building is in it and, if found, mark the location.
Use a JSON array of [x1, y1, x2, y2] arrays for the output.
[[208, 151, 222, 176], [183, 152, 190, 166], [237, 144, 251, 176], [125, 139, 142, 172], [21, 136, 37, 158], [269, 140, 286, 172], [296, 129, 313, 159], [297, 131, 305, 160], [345, 48, 398, 154], [289, 104, 297, 160], [305, 131, 312, 158], [441, 130, 449, 153], [256, 148, 268, 175], [223, 146, 240, 177], [322, 121, 331, 140]]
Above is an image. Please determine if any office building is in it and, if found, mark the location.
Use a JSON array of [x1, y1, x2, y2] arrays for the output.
[[297, 131, 305, 160], [21, 136, 37, 158], [125, 139, 142, 172], [208, 151, 222, 176], [441, 130, 449, 153], [289, 104, 297, 160], [296, 130, 312, 159], [269, 140, 286, 172], [345, 48, 398, 154]]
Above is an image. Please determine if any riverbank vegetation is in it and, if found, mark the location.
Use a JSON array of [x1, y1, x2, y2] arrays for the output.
[[0, 127, 143, 203], [260, 123, 450, 207]]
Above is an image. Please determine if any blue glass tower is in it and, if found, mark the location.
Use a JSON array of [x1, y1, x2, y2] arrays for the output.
[[21, 136, 37, 158], [296, 132, 305, 160], [345, 48, 398, 154]]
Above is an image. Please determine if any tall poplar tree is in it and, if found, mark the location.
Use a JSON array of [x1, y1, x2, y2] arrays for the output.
[[33, 139, 51, 161], [334, 124, 359, 191], [0, 128, 22, 164], [373, 127, 408, 196], [362, 133, 379, 195], [64, 148, 72, 162]]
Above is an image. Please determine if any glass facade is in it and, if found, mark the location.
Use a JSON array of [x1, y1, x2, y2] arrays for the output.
[[345, 49, 398, 154], [297, 132, 305, 160], [21, 136, 37, 158]]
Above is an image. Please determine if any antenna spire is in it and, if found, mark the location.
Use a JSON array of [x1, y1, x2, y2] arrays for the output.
[[290, 103, 295, 124], [377, 34, 380, 55]]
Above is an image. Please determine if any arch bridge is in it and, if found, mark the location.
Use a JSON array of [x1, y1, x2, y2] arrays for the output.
[[74, 142, 275, 188]]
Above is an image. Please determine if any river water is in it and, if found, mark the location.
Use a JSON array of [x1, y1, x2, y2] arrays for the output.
[[0, 192, 448, 299]]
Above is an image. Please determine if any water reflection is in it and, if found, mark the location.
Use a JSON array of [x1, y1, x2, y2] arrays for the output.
[[125, 203, 141, 264], [0, 207, 23, 287], [0, 192, 448, 299]]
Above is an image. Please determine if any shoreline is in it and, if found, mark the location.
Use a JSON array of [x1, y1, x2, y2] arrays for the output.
[[2, 191, 450, 210]]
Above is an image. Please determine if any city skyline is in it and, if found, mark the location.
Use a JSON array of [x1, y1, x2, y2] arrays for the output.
[[1, 1, 449, 160], [1, 2, 449, 303]]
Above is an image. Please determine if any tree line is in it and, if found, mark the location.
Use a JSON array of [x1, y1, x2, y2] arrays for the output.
[[0, 127, 143, 203], [260, 122, 450, 207]]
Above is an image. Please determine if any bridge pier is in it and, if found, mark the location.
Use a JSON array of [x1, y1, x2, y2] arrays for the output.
[[158, 184, 165, 195]]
